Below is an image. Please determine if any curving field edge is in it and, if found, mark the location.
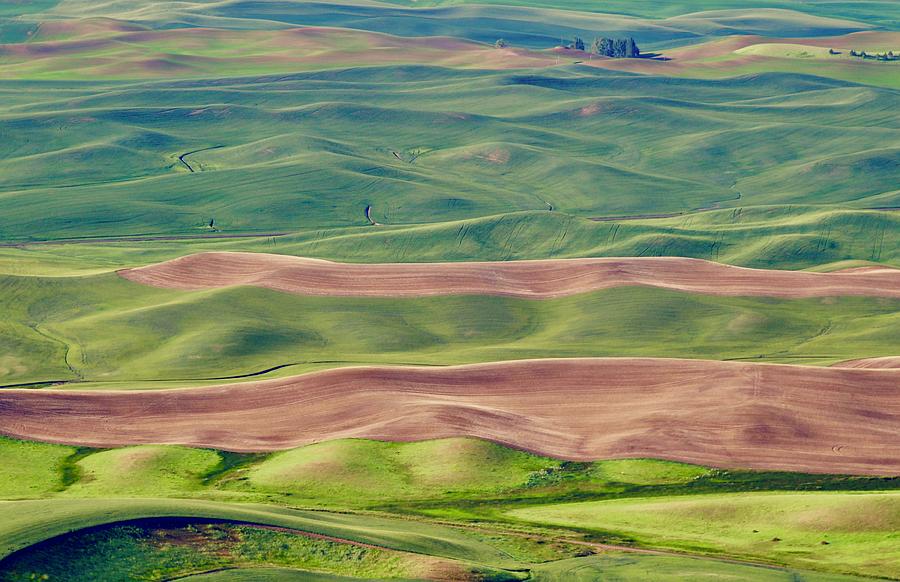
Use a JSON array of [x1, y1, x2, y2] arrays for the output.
[[118, 252, 900, 299], [1, 358, 897, 475]]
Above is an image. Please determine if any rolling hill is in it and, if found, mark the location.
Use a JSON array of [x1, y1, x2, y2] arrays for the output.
[[0, 0, 897, 580]]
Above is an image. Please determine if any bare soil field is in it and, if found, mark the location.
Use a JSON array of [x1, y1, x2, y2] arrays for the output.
[[581, 31, 900, 76], [0, 26, 557, 79], [1, 358, 897, 475], [119, 252, 900, 299], [832, 356, 900, 369]]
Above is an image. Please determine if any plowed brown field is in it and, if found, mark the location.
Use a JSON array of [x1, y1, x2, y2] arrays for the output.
[[2, 359, 897, 475], [118, 252, 900, 299], [832, 356, 900, 369]]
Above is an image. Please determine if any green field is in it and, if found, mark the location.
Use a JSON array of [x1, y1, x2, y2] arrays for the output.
[[665, 56, 900, 90], [2, 1, 896, 89], [373, 0, 900, 27], [25, 0, 884, 48], [0, 66, 897, 243], [1, 270, 898, 387], [0, 498, 519, 568], [1, 0, 898, 579], [2, 526, 876, 582], [0, 521, 448, 582], [4, 436, 897, 506], [1, 206, 897, 278], [0, 435, 897, 578], [182, 571, 401, 582], [529, 554, 873, 582], [512, 492, 900, 577], [1, 436, 897, 578]]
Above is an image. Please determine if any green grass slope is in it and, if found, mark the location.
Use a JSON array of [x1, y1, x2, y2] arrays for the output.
[[0, 26, 560, 81], [1, 207, 896, 276], [0, 66, 896, 242], [684, 60, 900, 92], [1, 436, 896, 579], [373, 1, 900, 30], [0, 498, 516, 567], [0, 439, 75, 499], [1, 269, 897, 386], [0, 518, 873, 582], [0, 1, 895, 580], [4, 435, 896, 509], [220, 207, 897, 269], [63, 446, 223, 498], [36, 1, 879, 48], [0, 521, 464, 582], [183, 570, 399, 582], [1, 526, 873, 582], [224, 439, 554, 504], [511, 492, 900, 577], [530, 553, 870, 581]]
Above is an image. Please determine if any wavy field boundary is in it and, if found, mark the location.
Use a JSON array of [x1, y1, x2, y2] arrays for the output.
[[119, 252, 900, 299], [0, 26, 559, 80], [1, 358, 897, 475], [583, 31, 900, 88]]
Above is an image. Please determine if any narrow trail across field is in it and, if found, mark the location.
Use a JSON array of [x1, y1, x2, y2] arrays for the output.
[[1, 358, 897, 475], [119, 252, 900, 299], [176, 145, 224, 173]]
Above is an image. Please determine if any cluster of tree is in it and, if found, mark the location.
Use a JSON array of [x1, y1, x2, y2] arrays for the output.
[[565, 37, 640, 58], [847, 49, 898, 61]]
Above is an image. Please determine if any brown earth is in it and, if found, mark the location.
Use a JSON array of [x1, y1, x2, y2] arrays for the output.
[[831, 356, 900, 369], [580, 30, 900, 76], [0, 26, 557, 79], [118, 252, 900, 299], [30, 18, 149, 42], [1, 358, 897, 475], [5, 25, 895, 80]]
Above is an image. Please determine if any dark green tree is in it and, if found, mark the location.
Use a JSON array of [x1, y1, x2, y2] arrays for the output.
[[593, 37, 641, 58], [592, 37, 613, 57], [603, 38, 615, 56], [574, 37, 585, 51], [626, 37, 640, 58]]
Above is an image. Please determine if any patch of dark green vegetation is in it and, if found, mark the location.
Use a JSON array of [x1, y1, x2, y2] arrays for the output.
[[386, 465, 900, 516], [682, 468, 900, 493], [848, 49, 899, 61], [0, 380, 72, 390], [201, 451, 270, 486], [56, 447, 101, 491], [0, 519, 435, 582], [590, 37, 641, 57], [523, 462, 594, 488]]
